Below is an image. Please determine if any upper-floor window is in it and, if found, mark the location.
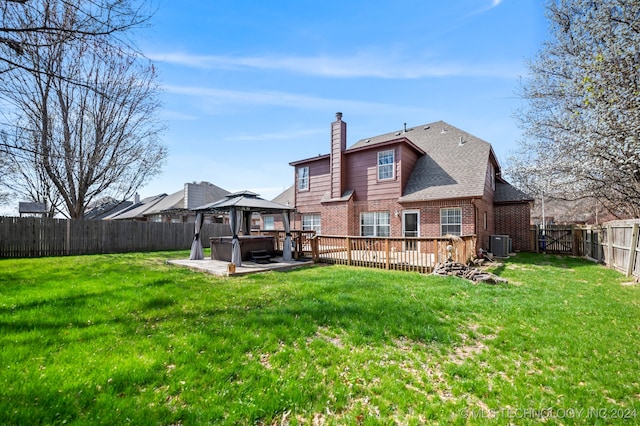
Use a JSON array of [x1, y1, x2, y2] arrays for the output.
[[298, 166, 309, 191], [377, 150, 394, 180], [361, 211, 390, 237], [440, 207, 462, 236]]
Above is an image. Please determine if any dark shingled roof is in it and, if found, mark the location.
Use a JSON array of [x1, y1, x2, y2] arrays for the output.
[[84, 200, 133, 220], [494, 181, 533, 203], [350, 121, 496, 202], [193, 191, 294, 213], [18, 202, 47, 213]]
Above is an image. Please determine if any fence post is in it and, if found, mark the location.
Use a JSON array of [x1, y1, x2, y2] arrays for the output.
[[626, 224, 639, 277], [346, 237, 351, 265], [607, 224, 613, 269], [311, 236, 319, 263], [385, 239, 390, 270], [572, 225, 580, 256], [66, 219, 71, 255]]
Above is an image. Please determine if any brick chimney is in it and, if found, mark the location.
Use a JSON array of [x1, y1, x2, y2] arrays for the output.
[[330, 112, 346, 199]]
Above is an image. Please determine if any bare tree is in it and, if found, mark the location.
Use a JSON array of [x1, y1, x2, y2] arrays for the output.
[[511, 0, 640, 218], [0, 130, 12, 205], [0, 0, 166, 218], [1, 0, 152, 79]]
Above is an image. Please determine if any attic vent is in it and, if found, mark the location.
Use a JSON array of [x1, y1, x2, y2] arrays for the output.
[[459, 136, 466, 146], [365, 139, 370, 143], [424, 126, 430, 130], [441, 128, 447, 134], [395, 132, 401, 136]]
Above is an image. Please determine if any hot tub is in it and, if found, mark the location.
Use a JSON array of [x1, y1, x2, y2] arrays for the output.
[[209, 236, 275, 261]]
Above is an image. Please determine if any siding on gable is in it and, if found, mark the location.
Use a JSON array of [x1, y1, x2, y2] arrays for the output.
[[296, 159, 330, 206], [399, 145, 420, 193], [345, 148, 401, 201]]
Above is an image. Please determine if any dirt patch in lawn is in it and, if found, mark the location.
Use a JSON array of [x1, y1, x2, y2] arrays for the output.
[[449, 323, 497, 365]]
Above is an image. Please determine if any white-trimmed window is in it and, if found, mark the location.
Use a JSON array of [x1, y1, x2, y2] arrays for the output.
[[298, 166, 309, 191], [263, 215, 274, 230], [302, 214, 321, 233], [440, 208, 462, 236], [360, 212, 390, 237], [377, 150, 394, 180]]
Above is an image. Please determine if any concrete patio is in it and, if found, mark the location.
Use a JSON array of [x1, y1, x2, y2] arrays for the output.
[[167, 257, 314, 277]]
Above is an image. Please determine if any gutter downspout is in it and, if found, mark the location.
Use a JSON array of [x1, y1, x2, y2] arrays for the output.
[[471, 198, 479, 249]]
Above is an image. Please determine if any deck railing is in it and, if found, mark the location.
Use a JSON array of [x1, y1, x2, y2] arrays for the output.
[[310, 235, 476, 273], [253, 230, 316, 258], [254, 230, 476, 273]]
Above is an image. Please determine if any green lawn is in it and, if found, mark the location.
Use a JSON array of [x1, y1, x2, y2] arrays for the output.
[[0, 252, 639, 425]]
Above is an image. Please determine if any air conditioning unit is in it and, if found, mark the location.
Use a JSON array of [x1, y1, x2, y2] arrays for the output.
[[490, 235, 511, 258]]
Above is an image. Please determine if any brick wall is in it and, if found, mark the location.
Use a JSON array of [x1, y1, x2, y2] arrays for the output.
[[275, 198, 482, 238], [495, 203, 532, 252], [268, 196, 535, 249], [472, 197, 495, 251]]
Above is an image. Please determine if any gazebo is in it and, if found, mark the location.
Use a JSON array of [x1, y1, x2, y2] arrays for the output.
[[189, 191, 295, 266]]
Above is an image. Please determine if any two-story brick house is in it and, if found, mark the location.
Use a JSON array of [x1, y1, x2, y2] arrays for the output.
[[275, 113, 532, 251]]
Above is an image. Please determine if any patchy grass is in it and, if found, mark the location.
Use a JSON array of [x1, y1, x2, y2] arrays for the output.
[[0, 252, 639, 424]]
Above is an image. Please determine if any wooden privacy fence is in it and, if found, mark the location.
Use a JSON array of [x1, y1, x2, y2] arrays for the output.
[[531, 221, 640, 279], [309, 235, 476, 273], [0, 217, 231, 258], [530, 224, 582, 255], [581, 220, 640, 278]]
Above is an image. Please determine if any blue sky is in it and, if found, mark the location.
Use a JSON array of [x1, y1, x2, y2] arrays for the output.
[[138, 0, 547, 201]]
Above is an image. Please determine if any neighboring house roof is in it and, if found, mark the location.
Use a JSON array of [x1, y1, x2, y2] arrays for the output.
[[272, 185, 295, 207], [107, 182, 231, 220], [147, 181, 230, 215], [19, 202, 47, 214], [84, 200, 133, 220], [350, 121, 497, 202], [107, 194, 167, 220], [494, 181, 534, 203], [143, 190, 186, 215]]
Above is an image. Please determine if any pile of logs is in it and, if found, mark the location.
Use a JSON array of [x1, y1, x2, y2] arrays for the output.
[[432, 261, 508, 284]]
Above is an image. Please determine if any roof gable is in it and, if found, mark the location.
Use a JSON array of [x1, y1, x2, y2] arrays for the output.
[[351, 121, 494, 202]]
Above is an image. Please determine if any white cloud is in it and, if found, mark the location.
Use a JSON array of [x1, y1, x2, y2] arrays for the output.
[[468, 0, 504, 16], [148, 51, 519, 80], [161, 84, 431, 116]]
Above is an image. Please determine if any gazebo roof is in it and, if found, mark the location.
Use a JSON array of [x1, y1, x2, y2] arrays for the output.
[[192, 190, 294, 213]]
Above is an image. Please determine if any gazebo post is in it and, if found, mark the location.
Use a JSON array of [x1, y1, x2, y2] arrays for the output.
[[189, 212, 204, 260], [230, 207, 242, 267], [282, 210, 292, 261]]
